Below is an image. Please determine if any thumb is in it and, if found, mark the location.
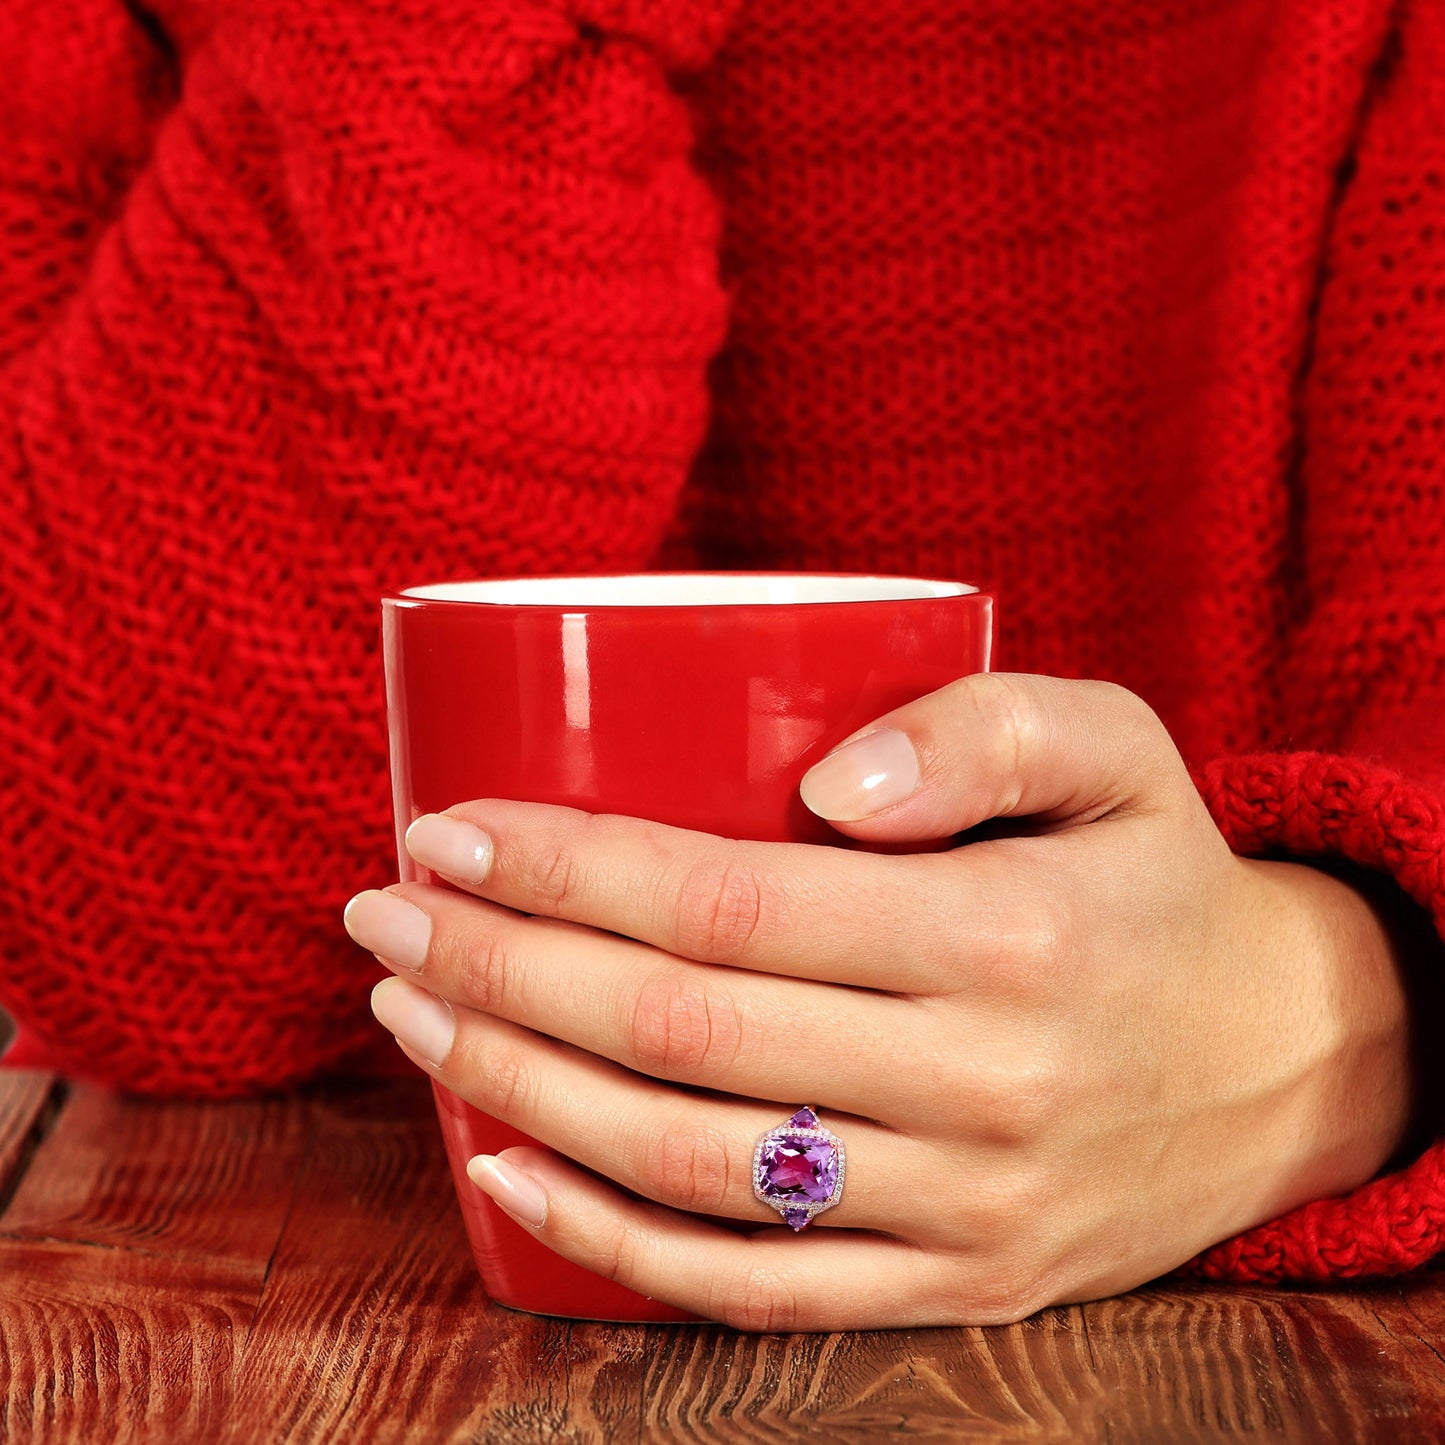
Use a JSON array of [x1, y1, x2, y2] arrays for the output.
[[798, 673, 1189, 843]]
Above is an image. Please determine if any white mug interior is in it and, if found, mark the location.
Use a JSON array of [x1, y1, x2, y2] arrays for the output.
[[399, 573, 977, 607]]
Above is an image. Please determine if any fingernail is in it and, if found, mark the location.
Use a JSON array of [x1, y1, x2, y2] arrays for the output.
[[405, 814, 494, 885], [370, 977, 455, 1065], [799, 727, 921, 820], [344, 890, 431, 970], [467, 1153, 548, 1228]]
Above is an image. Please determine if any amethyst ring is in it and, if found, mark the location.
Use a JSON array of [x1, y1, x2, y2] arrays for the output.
[[752, 1106, 846, 1231]]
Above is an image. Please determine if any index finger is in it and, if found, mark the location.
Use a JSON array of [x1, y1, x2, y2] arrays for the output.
[[401, 801, 960, 991]]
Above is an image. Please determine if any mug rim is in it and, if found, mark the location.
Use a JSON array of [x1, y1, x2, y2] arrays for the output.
[[384, 571, 984, 611]]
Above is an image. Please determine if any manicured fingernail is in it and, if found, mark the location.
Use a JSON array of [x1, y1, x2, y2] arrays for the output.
[[467, 1153, 548, 1228], [799, 727, 921, 820], [344, 889, 431, 970], [405, 814, 494, 885], [370, 977, 455, 1065]]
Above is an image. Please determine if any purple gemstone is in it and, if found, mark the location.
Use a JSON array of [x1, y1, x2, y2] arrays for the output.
[[782, 1208, 811, 1231], [756, 1134, 838, 1206], [786, 1107, 819, 1130]]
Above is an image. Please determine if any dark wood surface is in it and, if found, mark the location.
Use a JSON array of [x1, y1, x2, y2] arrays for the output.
[[1, 1070, 1442, 1444]]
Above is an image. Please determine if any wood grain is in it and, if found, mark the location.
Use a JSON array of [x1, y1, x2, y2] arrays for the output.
[[0, 1071, 61, 1210], [224, 1080, 490, 1445], [0, 1074, 308, 1445], [1, 1073, 1443, 1444], [2, 1083, 309, 1264], [1067, 1282, 1445, 1445], [0, 1239, 256, 1443]]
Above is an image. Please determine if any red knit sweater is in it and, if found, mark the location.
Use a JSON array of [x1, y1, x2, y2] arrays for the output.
[[2, 0, 1443, 1285]]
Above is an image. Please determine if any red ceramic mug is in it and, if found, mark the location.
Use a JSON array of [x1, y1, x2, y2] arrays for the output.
[[380, 572, 993, 1321]]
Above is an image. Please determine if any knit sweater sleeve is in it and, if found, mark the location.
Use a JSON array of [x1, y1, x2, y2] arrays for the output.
[[1186, 3, 1445, 1282], [0, 0, 731, 1095]]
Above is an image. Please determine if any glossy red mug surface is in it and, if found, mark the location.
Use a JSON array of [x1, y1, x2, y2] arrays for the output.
[[381, 572, 993, 1321]]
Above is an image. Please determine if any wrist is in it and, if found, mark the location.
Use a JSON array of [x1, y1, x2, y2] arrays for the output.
[[1240, 858, 1413, 1207]]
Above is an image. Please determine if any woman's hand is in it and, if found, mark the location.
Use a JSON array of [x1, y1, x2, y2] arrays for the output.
[[342, 673, 1411, 1330]]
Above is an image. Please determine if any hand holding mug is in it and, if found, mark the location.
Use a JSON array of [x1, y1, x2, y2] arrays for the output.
[[346, 671, 1410, 1330]]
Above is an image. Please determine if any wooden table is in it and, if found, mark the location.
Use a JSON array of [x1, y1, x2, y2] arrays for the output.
[[2, 1071, 1443, 1443]]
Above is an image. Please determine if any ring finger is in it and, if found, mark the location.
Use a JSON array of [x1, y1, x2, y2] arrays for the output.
[[372, 975, 946, 1241]]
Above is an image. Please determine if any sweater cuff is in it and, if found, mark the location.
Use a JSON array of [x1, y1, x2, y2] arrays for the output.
[[1183, 751, 1445, 1281]]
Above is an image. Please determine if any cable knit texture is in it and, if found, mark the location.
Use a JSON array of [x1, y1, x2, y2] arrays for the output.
[[1, 0, 1442, 1287]]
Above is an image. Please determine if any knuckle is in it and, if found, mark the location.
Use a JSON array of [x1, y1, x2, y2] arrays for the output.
[[990, 1162, 1056, 1228], [447, 929, 512, 1015], [475, 1043, 534, 1120], [1005, 1065, 1063, 1136], [1013, 901, 1066, 971], [524, 827, 596, 917], [536, 845, 581, 915], [628, 970, 744, 1081], [639, 1118, 734, 1215], [963, 674, 1040, 806], [595, 1220, 642, 1285], [1087, 679, 1166, 755], [1089, 678, 1156, 727], [1075, 679, 1173, 779], [963, 1054, 1066, 1146], [1019, 908, 1077, 993], [718, 1263, 801, 1334], [673, 854, 768, 963], [969, 670, 1039, 738], [967, 896, 1068, 1002]]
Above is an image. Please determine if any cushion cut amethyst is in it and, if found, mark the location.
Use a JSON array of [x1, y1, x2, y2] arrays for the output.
[[756, 1134, 838, 1205]]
